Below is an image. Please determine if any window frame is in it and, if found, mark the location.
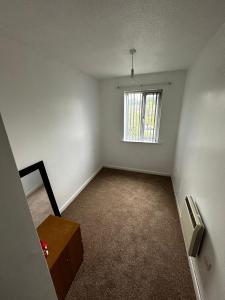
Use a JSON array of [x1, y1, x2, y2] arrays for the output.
[[123, 89, 162, 144]]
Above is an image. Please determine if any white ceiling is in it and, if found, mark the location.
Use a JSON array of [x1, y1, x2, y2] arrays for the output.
[[0, 0, 224, 78]]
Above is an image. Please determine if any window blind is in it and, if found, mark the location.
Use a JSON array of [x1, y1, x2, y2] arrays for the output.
[[123, 90, 162, 143]]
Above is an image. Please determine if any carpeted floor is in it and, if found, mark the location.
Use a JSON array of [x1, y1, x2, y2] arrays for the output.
[[62, 168, 195, 300], [27, 185, 54, 228]]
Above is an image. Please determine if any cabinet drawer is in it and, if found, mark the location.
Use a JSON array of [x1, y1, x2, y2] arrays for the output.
[[67, 228, 84, 276], [50, 248, 73, 300]]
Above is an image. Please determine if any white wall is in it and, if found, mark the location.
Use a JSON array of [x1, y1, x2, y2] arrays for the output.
[[0, 36, 101, 210], [0, 114, 57, 300], [173, 23, 225, 300], [21, 170, 43, 196], [100, 71, 186, 175]]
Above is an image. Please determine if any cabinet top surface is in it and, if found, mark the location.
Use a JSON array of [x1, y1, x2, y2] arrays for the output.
[[37, 215, 80, 269]]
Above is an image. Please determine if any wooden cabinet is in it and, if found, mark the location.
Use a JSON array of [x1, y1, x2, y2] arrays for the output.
[[37, 215, 83, 300]]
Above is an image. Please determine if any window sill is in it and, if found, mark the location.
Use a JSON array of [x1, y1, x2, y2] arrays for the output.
[[121, 139, 161, 145]]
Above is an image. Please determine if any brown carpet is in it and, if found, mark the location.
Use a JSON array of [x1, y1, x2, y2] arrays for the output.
[[27, 185, 54, 228], [62, 168, 195, 300]]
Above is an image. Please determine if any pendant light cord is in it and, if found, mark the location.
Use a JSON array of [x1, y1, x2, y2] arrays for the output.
[[130, 48, 136, 78]]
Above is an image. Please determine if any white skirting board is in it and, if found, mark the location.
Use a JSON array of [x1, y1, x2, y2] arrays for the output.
[[59, 166, 103, 213], [26, 183, 43, 198], [171, 178, 202, 300], [103, 164, 170, 177]]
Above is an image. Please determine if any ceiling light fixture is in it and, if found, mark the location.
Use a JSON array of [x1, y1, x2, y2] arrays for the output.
[[130, 48, 136, 78]]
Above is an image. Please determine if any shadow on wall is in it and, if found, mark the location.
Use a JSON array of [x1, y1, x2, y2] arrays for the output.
[[194, 223, 216, 296]]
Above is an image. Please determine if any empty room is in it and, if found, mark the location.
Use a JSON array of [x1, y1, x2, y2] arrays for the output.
[[0, 1, 225, 300]]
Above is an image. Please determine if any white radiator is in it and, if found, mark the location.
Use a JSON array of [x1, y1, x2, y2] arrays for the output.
[[180, 196, 205, 257]]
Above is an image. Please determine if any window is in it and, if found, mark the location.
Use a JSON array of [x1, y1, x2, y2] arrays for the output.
[[123, 90, 162, 143]]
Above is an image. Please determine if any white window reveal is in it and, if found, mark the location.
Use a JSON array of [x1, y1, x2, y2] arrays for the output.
[[123, 90, 162, 143]]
